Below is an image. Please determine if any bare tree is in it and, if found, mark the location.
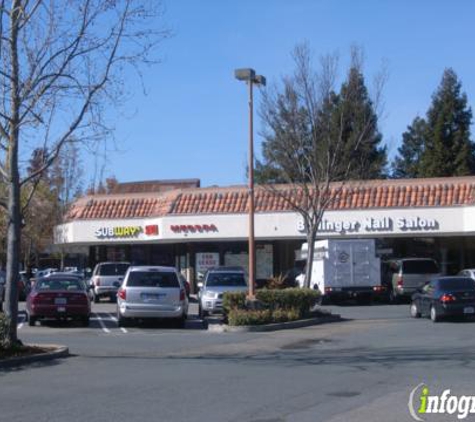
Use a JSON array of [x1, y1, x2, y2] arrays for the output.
[[0, 0, 168, 346], [258, 44, 387, 288]]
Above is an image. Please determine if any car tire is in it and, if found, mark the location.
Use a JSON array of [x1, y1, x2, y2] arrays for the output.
[[430, 305, 440, 323], [28, 314, 36, 327], [81, 316, 90, 327], [93, 294, 100, 304], [117, 310, 129, 327], [110, 294, 117, 303], [410, 301, 421, 318], [198, 305, 208, 319]]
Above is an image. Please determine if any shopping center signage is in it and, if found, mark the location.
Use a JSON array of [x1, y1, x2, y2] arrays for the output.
[[297, 216, 439, 234], [170, 224, 218, 234], [95, 226, 143, 239]]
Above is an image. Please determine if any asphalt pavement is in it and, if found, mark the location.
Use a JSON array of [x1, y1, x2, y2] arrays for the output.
[[1, 301, 475, 422]]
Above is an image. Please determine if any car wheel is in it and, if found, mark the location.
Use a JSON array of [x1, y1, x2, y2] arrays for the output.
[[110, 295, 117, 303], [28, 314, 36, 327], [198, 305, 207, 319], [117, 309, 129, 327], [410, 301, 421, 318], [81, 316, 90, 327], [93, 294, 100, 304], [430, 305, 440, 323]]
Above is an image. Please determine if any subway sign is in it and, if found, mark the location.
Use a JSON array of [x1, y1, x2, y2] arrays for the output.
[[95, 226, 143, 239]]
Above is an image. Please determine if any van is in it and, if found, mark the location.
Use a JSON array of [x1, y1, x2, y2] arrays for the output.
[[384, 258, 441, 302]]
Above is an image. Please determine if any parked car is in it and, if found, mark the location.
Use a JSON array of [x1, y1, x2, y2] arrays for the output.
[[116, 266, 188, 327], [91, 262, 130, 303], [178, 274, 191, 298], [0, 272, 31, 305], [45, 271, 93, 301], [383, 258, 441, 303], [410, 276, 475, 322], [26, 275, 91, 326], [458, 268, 475, 280], [18, 272, 31, 301], [197, 266, 248, 318]]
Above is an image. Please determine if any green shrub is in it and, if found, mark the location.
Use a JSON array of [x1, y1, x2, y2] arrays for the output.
[[256, 288, 320, 318], [224, 288, 320, 326], [265, 274, 287, 289], [271, 308, 300, 323], [0, 312, 10, 349], [227, 309, 272, 326], [222, 291, 247, 314]]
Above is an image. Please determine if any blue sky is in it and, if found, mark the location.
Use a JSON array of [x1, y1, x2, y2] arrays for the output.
[[101, 0, 475, 188]]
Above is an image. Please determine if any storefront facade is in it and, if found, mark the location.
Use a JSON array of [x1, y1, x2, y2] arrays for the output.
[[54, 176, 475, 290]]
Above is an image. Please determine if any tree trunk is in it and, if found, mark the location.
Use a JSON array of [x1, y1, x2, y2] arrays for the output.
[[4, 0, 22, 347], [304, 228, 317, 289]]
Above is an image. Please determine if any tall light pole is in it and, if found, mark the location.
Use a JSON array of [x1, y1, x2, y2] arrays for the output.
[[234, 68, 266, 299]]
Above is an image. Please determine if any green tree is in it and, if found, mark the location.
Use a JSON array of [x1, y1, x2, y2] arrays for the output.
[[419, 68, 474, 177], [257, 44, 387, 287], [335, 67, 387, 179], [256, 54, 387, 183], [392, 117, 427, 178]]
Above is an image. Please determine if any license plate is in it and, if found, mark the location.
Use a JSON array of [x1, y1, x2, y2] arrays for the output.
[[464, 307, 474, 314], [141, 293, 164, 301], [57, 307, 66, 312], [55, 298, 67, 305]]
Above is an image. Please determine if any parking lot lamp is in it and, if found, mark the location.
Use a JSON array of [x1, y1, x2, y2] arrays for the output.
[[234, 68, 266, 299]]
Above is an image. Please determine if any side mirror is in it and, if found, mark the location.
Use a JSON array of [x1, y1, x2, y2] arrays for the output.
[[197, 282, 203, 289]]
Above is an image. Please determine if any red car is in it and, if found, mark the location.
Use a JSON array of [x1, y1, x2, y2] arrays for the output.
[[26, 275, 91, 327]]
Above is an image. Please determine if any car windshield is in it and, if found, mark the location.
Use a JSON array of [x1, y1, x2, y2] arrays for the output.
[[36, 279, 84, 291], [206, 273, 246, 287], [439, 278, 475, 291], [402, 260, 439, 274], [98, 264, 129, 276], [127, 271, 179, 288]]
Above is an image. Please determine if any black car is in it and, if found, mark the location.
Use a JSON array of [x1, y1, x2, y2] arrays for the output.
[[410, 276, 475, 322]]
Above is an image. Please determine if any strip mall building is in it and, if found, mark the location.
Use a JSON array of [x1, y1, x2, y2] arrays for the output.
[[54, 176, 475, 290]]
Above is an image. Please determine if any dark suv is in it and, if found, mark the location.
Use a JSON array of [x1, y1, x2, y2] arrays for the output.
[[197, 266, 248, 318]]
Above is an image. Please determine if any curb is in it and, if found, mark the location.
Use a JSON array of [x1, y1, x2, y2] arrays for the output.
[[207, 314, 342, 333], [0, 344, 69, 369]]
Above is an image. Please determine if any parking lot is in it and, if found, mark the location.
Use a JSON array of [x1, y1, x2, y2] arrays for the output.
[[3, 300, 475, 422]]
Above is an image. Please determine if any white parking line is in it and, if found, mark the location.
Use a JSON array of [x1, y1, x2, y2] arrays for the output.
[[109, 314, 128, 333], [93, 313, 111, 334], [17, 314, 25, 330]]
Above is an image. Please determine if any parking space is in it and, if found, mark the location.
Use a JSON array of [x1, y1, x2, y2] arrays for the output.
[[16, 300, 205, 336]]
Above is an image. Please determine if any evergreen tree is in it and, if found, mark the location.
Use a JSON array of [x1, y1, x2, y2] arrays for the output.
[[335, 67, 387, 179], [255, 65, 387, 183], [392, 117, 427, 178], [419, 68, 474, 177]]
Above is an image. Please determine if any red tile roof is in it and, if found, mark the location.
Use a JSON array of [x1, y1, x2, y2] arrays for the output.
[[65, 177, 475, 221]]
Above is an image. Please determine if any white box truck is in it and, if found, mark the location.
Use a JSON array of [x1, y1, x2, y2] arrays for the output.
[[299, 239, 383, 303]]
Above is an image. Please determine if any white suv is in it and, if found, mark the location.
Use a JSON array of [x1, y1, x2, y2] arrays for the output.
[[198, 266, 248, 318], [116, 266, 188, 327], [91, 262, 130, 303]]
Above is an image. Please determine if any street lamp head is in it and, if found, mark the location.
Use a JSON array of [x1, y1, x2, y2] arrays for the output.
[[255, 74, 266, 87], [235, 68, 256, 81]]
